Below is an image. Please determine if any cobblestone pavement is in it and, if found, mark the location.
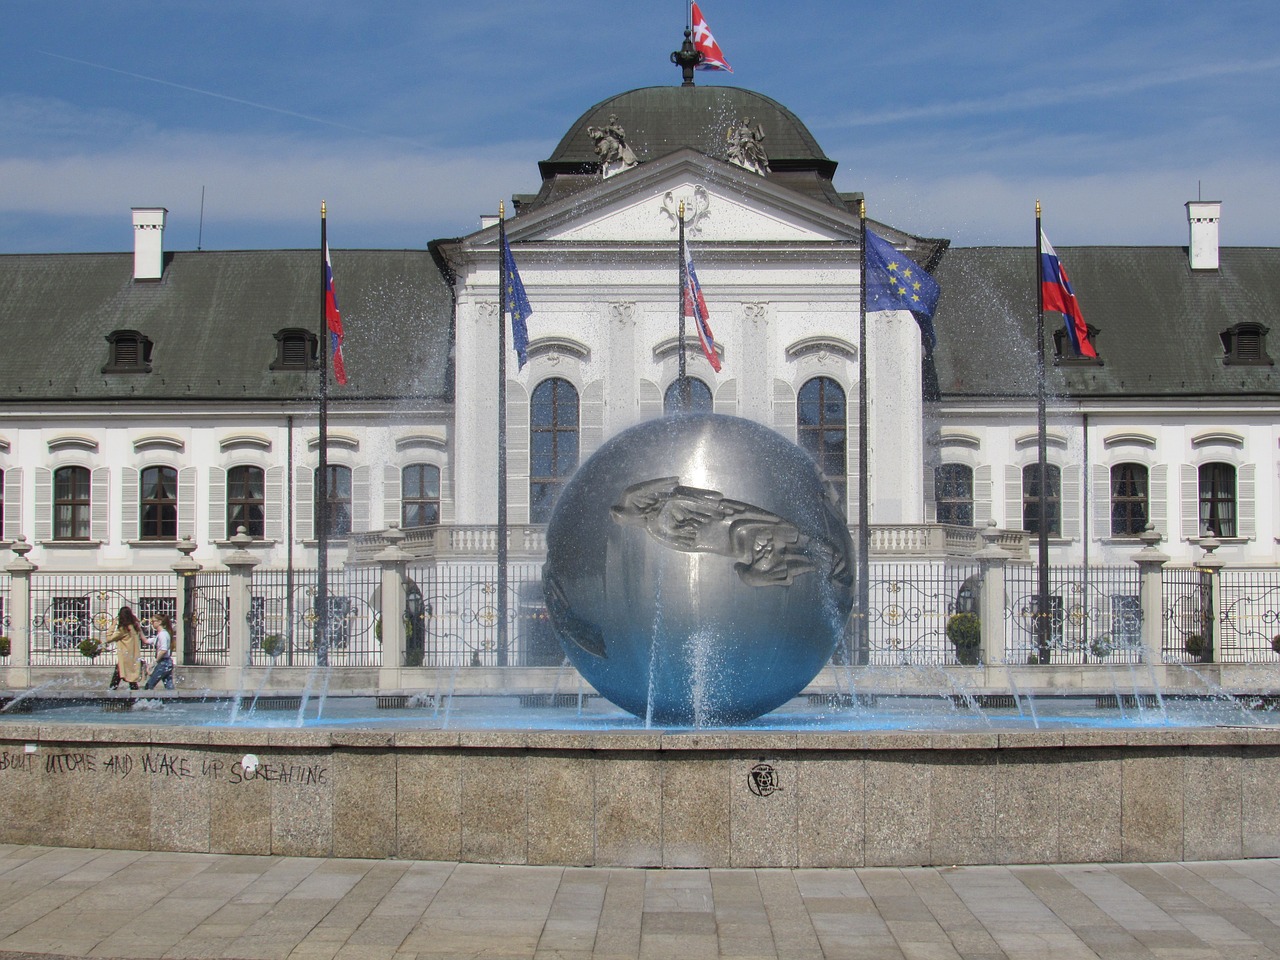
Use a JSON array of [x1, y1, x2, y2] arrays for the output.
[[1, 846, 1278, 959]]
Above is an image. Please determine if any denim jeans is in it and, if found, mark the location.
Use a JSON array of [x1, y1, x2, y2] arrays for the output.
[[144, 657, 174, 690]]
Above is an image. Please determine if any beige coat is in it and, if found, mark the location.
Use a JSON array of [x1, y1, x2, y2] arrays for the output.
[[105, 625, 143, 684]]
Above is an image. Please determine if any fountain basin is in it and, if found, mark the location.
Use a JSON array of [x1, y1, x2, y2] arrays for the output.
[[2, 720, 1278, 867]]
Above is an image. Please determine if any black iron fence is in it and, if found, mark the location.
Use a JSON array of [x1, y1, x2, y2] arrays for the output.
[[0, 574, 9, 665], [865, 562, 978, 665], [249, 567, 381, 666], [28, 573, 177, 667], [188, 571, 230, 665], [1005, 564, 1143, 665], [406, 562, 549, 667], [1162, 567, 1207, 662], [1217, 568, 1280, 663]]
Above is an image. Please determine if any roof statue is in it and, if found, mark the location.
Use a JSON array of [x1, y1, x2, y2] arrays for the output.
[[726, 118, 769, 175], [586, 115, 639, 178]]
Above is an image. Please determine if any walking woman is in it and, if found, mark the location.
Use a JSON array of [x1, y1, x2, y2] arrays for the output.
[[104, 606, 144, 690], [144, 613, 176, 690]]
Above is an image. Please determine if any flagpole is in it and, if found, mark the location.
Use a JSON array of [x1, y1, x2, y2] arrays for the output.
[[496, 203, 509, 666], [317, 202, 330, 667], [856, 200, 870, 666], [1034, 200, 1050, 664], [677, 201, 690, 412]]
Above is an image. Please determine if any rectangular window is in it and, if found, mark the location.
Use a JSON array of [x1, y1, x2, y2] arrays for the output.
[[1110, 463, 1149, 536], [227, 466, 266, 539], [1110, 595, 1142, 648], [935, 464, 974, 527], [50, 596, 90, 648], [1198, 462, 1236, 537], [54, 466, 91, 540], [1022, 464, 1061, 536]]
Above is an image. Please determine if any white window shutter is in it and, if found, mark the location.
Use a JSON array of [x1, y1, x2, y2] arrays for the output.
[[1062, 463, 1081, 541], [638, 380, 662, 422], [264, 466, 284, 541], [352, 465, 371, 533], [1149, 464, 1168, 537], [714, 378, 738, 417], [581, 380, 605, 460], [383, 464, 401, 528], [296, 465, 314, 541], [1180, 463, 1198, 540], [773, 379, 796, 442], [92, 467, 111, 542], [1005, 465, 1022, 529], [120, 467, 139, 542], [34, 467, 52, 542], [508, 381, 530, 522], [208, 466, 227, 542], [974, 465, 993, 525], [3, 467, 22, 540], [178, 466, 197, 541], [1239, 462, 1256, 539], [923, 464, 937, 524], [1091, 464, 1110, 540]]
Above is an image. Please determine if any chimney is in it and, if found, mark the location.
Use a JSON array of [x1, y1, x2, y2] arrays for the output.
[[1185, 200, 1220, 271], [132, 206, 168, 281]]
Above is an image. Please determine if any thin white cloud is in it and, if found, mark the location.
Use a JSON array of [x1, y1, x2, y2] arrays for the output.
[[822, 56, 1280, 129]]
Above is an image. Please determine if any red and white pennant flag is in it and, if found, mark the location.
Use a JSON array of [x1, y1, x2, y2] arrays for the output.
[[691, 2, 732, 72]]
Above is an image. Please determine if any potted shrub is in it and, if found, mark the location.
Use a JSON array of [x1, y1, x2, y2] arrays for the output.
[[78, 637, 102, 660], [0, 636, 10, 658], [1089, 637, 1112, 661], [1184, 633, 1206, 659], [1272, 634, 1280, 656], [946, 612, 982, 665], [262, 634, 286, 659]]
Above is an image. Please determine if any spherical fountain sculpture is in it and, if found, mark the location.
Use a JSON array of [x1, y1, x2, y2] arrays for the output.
[[542, 414, 855, 725]]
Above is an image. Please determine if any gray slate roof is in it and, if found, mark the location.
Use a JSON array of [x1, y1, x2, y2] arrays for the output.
[[930, 246, 1280, 400], [0, 249, 453, 404]]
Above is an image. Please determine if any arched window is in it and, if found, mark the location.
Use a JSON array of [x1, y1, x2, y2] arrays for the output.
[[798, 377, 847, 506], [530, 378, 579, 523], [1198, 462, 1236, 537], [227, 465, 265, 539], [140, 466, 178, 540], [1022, 463, 1061, 536], [1110, 463, 1148, 537], [935, 464, 974, 526], [316, 464, 353, 538], [54, 466, 91, 540], [402, 464, 441, 528], [663, 378, 713, 415]]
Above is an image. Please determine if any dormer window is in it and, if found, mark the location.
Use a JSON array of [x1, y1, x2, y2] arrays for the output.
[[103, 330, 153, 373], [1220, 322, 1273, 366], [1053, 325, 1103, 365], [271, 329, 319, 371]]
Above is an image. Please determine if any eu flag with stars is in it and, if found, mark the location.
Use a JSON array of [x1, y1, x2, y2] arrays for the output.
[[501, 236, 531, 368], [865, 228, 941, 355]]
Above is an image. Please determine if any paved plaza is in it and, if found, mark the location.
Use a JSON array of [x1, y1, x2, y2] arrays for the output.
[[0, 846, 1278, 959]]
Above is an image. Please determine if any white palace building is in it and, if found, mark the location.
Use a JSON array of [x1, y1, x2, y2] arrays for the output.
[[1, 73, 1278, 688]]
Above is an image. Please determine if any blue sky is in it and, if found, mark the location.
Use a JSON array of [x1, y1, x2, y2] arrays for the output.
[[3, 1, 1277, 253]]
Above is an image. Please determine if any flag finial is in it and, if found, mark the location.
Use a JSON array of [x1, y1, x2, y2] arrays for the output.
[[321, 200, 326, 219], [670, 27, 703, 85], [1036, 199, 1041, 217]]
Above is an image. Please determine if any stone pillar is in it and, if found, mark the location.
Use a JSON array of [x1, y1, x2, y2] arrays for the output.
[[5, 536, 37, 685], [973, 521, 1009, 665], [1195, 534, 1225, 663], [222, 527, 261, 688], [376, 525, 414, 690], [171, 536, 202, 667], [1132, 525, 1170, 666]]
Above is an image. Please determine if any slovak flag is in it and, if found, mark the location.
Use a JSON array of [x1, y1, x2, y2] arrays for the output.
[[691, 2, 733, 72], [1040, 229, 1096, 359], [683, 244, 722, 372], [324, 240, 348, 385]]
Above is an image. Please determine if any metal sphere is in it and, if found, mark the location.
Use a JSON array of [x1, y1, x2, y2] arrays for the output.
[[543, 414, 854, 725]]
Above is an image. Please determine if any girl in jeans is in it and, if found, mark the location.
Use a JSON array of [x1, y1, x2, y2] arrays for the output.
[[144, 614, 175, 690]]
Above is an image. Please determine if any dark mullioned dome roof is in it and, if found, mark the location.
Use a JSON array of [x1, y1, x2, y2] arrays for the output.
[[541, 85, 836, 177]]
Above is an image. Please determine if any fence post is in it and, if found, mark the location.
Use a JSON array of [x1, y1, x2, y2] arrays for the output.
[[973, 521, 1009, 665], [1195, 533, 1225, 664], [5, 536, 37, 684], [222, 527, 261, 688], [1132, 525, 1170, 665], [376, 525, 414, 690], [171, 536, 202, 667]]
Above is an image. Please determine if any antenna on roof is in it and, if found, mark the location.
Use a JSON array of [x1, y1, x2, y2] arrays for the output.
[[197, 186, 206, 251]]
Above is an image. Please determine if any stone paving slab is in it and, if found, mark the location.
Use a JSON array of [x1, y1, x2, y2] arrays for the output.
[[0, 847, 1278, 958]]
